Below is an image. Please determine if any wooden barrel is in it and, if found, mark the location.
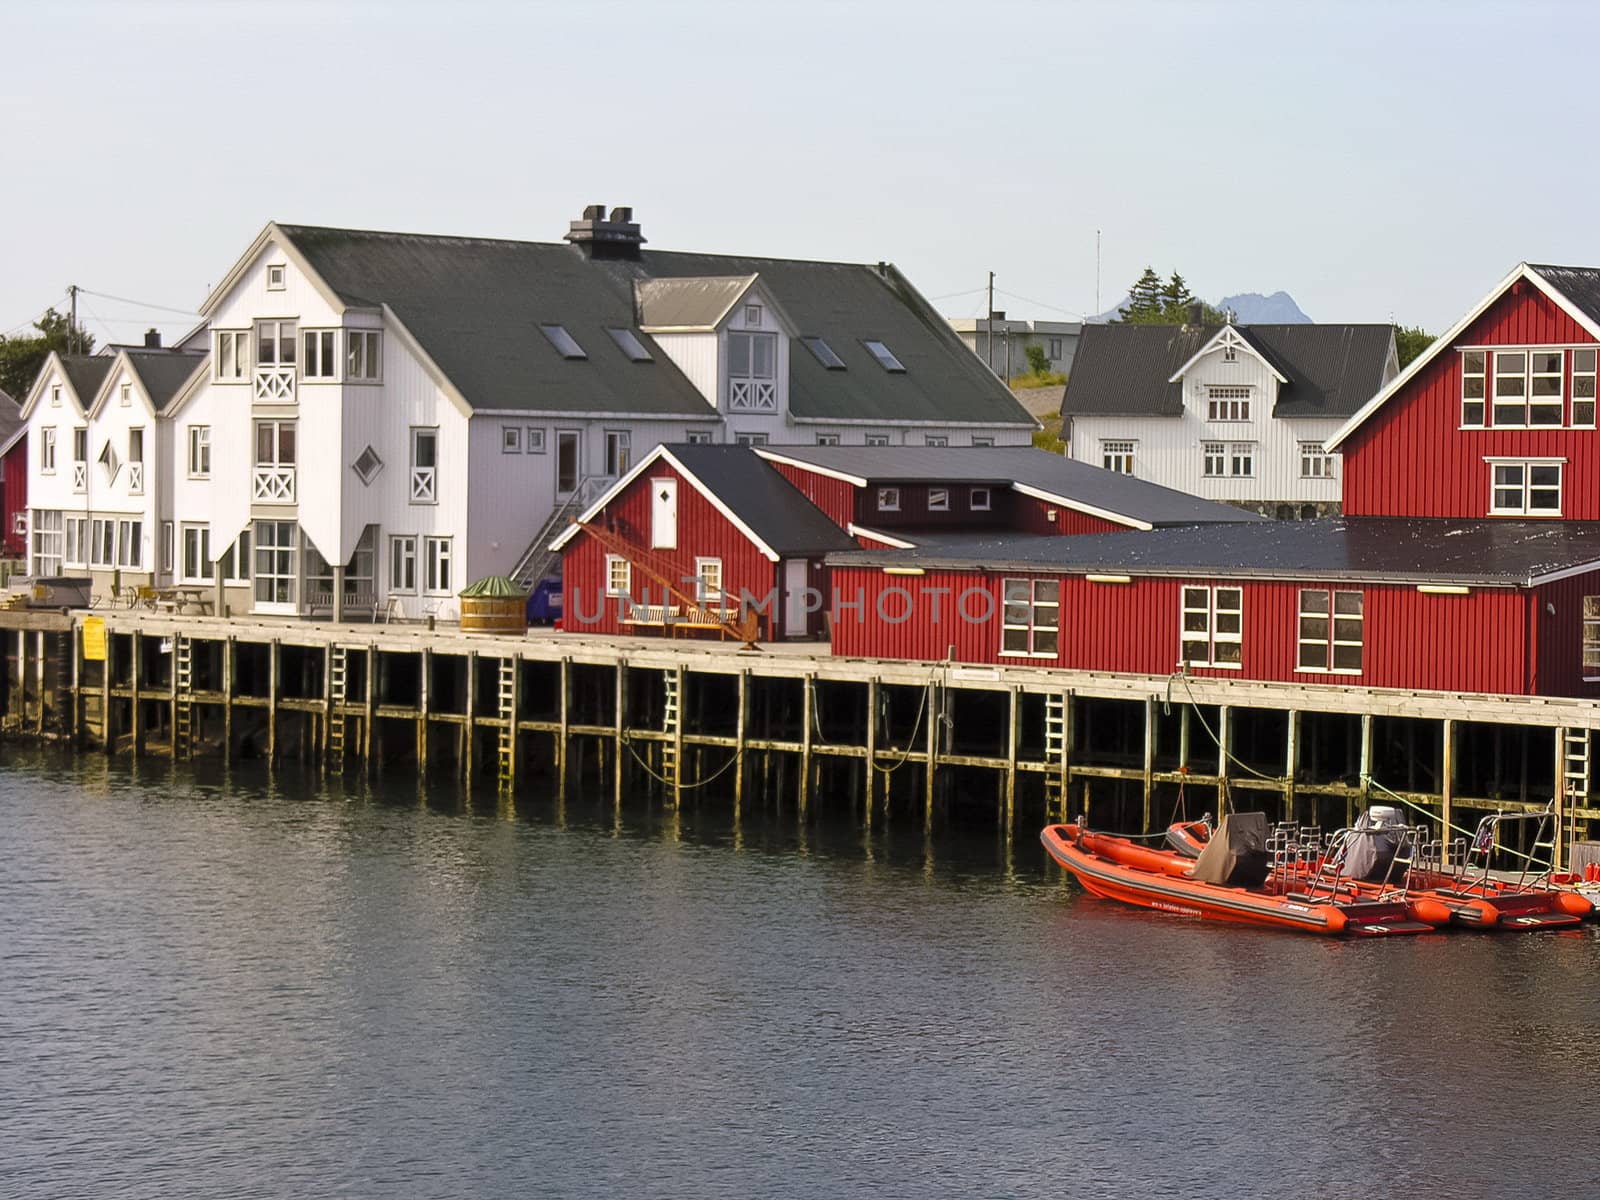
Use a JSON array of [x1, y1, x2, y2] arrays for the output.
[[459, 595, 526, 633]]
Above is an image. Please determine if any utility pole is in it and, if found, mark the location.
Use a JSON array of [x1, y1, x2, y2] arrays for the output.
[[68, 284, 79, 352], [985, 271, 995, 374], [1095, 231, 1101, 317]]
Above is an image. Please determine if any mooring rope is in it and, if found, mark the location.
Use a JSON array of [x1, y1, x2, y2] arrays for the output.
[[1362, 774, 1553, 869], [1172, 672, 1288, 786], [621, 734, 743, 791], [872, 669, 939, 776]]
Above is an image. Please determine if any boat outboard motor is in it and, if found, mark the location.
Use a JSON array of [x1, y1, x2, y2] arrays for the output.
[[1343, 805, 1408, 882], [1191, 813, 1272, 888]]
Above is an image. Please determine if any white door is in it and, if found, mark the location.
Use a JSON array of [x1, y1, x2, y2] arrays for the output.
[[783, 559, 809, 638], [651, 477, 677, 549]]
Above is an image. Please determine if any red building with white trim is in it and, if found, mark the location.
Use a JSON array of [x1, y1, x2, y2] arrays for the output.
[[0, 389, 25, 560]]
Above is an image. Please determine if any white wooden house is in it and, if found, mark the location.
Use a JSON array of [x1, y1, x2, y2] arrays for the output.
[[1061, 322, 1398, 517], [23, 205, 1036, 618]]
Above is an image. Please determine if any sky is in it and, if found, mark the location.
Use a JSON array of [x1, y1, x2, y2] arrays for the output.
[[3, 0, 1597, 350]]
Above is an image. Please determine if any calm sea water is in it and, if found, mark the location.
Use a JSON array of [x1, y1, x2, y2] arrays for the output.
[[2, 747, 1597, 1199]]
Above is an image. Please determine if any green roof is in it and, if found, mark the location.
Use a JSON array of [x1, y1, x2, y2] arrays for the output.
[[459, 575, 527, 598]]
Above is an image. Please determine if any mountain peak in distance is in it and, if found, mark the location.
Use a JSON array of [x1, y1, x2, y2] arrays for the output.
[[1217, 291, 1312, 324]]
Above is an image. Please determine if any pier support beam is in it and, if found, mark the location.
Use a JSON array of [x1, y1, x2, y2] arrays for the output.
[[1285, 709, 1301, 823], [130, 630, 143, 758], [1004, 685, 1019, 835], [267, 638, 280, 765], [1142, 695, 1156, 832], [734, 669, 748, 819], [418, 648, 431, 776], [800, 674, 813, 822], [1441, 717, 1456, 864], [923, 681, 937, 832], [865, 678, 879, 826]]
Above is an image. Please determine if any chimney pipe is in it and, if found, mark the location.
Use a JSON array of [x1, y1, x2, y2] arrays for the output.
[[143, 328, 162, 349], [566, 202, 646, 260]]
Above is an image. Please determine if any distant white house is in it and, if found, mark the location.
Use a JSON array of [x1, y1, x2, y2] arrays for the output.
[[948, 316, 1080, 380], [22, 206, 1037, 618], [1061, 321, 1398, 517]]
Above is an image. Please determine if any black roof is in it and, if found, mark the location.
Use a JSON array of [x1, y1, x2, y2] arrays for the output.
[[827, 518, 1600, 587], [1528, 264, 1600, 327], [124, 350, 206, 413], [57, 355, 115, 408], [0, 387, 21, 453], [663, 444, 859, 557], [279, 224, 1034, 427], [1061, 322, 1394, 419], [759, 446, 1264, 528]]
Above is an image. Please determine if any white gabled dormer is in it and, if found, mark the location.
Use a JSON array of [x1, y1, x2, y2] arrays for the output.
[[1169, 325, 1288, 431], [637, 275, 795, 433]]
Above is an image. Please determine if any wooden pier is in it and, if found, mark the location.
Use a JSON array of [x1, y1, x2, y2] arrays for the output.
[[2, 610, 1596, 864]]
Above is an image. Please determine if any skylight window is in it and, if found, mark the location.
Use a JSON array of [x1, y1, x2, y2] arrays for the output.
[[606, 327, 654, 362], [540, 324, 587, 360], [802, 337, 846, 370], [863, 340, 905, 373]]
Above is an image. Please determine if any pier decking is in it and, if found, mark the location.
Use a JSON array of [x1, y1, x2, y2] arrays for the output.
[[2, 610, 1594, 865]]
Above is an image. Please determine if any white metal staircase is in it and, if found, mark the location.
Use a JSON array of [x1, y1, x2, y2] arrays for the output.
[[509, 477, 609, 590], [1044, 692, 1068, 819], [327, 645, 348, 773], [173, 636, 194, 759]]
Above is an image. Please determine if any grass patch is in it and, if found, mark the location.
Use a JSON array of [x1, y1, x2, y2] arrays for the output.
[[1010, 370, 1067, 388]]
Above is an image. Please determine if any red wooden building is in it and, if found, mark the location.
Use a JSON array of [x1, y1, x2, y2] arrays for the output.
[[0, 389, 25, 560], [1330, 263, 1600, 520], [826, 519, 1600, 698]]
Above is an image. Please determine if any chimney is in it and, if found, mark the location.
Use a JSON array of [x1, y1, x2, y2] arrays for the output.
[[1186, 302, 1204, 328], [565, 202, 646, 260], [143, 328, 162, 349]]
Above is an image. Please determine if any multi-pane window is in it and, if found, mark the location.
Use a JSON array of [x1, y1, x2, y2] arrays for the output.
[[40, 428, 55, 473], [694, 557, 723, 604], [1229, 444, 1255, 477], [1181, 586, 1243, 668], [924, 435, 948, 447], [1529, 350, 1563, 425], [346, 330, 381, 381], [411, 428, 438, 503], [685, 431, 713, 444], [389, 535, 417, 592], [1584, 596, 1600, 679], [115, 519, 142, 568], [188, 426, 211, 477], [1101, 440, 1135, 474], [31, 511, 62, 577], [1298, 589, 1363, 673], [1206, 385, 1251, 421], [220, 532, 251, 584], [928, 487, 950, 511], [301, 329, 338, 379], [64, 516, 86, 567], [1048, 337, 1063, 358], [526, 428, 545, 453], [1300, 442, 1335, 479], [1203, 442, 1227, 477], [1001, 578, 1060, 656], [423, 536, 452, 593], [254, 520, 298, 605], [1574, 350, 1597, 427], [864, 434, 890, 446], [727, 330, 778, 410], [215, 330, 250, 381], [605, 554, 631, 597], [734, 432, 768, 446], [254, 319, 298, 367], [90, 518, 115, 568], [181, 525, 212, 582], [502, 426, 522, 454], [1489, 460, 1562, 515], [604, 430, 631, 476], [1460, 351, 1486, 426], [877, 487, 900, 512], [815, 433, 840, 445], [1492, 350, 1528, 425]]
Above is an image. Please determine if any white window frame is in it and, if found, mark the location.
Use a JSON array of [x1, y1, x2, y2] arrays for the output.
[[970, 487, 991, 511], [40, 427, 56, 474], [1180, 585, 1243, 669], [864, 434, 890, 447], [119, 382, 131, 407], [423, 536, 453, 595], [254, 319, 298, 368], [116, 518, 143, 569], [726, 329, 778, 411], [924, 436, 948, 447], [1299, 442, 1335, 479], [1460, 350, 1486, 426], [605, 553, 631, 597], [815, 433, 840, 446], [1487, 457, 1563, 516], [1202, 442, 1226, 477], [253, 520, 298, 608], [1584, 596, 1600, 681], [972, 437, 995, 448], [90, 518, 115, 568], [188, 425, 211, 478], [604, 429, 632, 477], [346, 329, 382, 382], [181, 524, 212, 583], [300, 328, 339, 381], [1101, 440, 1135, 474], [220, 532, 251, 584], [928, 487, 950, 512], [502, 425, 523, 454], [694, 556, 723, 604], [877, 487, 900, 512], [1528, 349, 1564, 426], [1492, 350, 1528, 426], [733, 432, 769, 447], [525, 427, 546, 453], [410, 427, 438, 504], [215, 330, 250, 381], [1573, 349, 1597, 428], [389, 534, 417, 593], [63, 515, 86, 568], [1206, 385, 1251, 422], [1229, 443, 1255, 478], [31, 510, 63, 577], [685, 430, 713, 445], [1000, 577, 1061, 659], [1297, 588, 1363, 675], [266, 263, 287, 290]]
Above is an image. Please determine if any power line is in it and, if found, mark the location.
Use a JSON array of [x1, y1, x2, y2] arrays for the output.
[[927, 285, 988, 303], [993, 287, 1086, 321], [74, 287, 201, 318], [1, 292, 72, 339]]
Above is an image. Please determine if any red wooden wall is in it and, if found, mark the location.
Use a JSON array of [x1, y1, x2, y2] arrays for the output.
[[1343, 283, 1600, 518], [562, 461, 781, 637], [768, 463, 855, 528], [1, 437, 25, 559], [829, 565, 1600, 698], [1008, 494, 1129, 536]]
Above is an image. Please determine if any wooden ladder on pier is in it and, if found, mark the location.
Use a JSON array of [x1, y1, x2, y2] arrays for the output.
[[1563, 729, 1590, 804], [173, 636, 194, 759], [497, 658, 516, 788], [660, 670, 682, 790], [1043, 692, 1069, 820], [327, 645, 348, 774]]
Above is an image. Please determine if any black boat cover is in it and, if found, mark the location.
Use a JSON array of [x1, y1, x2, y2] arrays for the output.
[[1191, 813, 1272, 888]]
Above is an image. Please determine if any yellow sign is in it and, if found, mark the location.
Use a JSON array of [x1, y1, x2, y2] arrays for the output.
[[82, 617, 107, 662]]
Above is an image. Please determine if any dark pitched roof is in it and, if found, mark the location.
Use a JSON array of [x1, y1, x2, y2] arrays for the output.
[[828, 517, 1600, 587], [124, 351, 206, 413], [1061, 323, 1393, 419], [277, 224, 1034, 426], [58, 355, 115, 408], [0, 387, 22, 453], [759, 446, 1264, 528], [664, 444, 859, 556], [1528, 264, 1600, 327]]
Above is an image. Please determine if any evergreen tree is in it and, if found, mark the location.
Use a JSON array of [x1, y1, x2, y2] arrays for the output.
[[1162, 272, 1194, 312], [1118, 267, 1166, 322], [1394, 324, 1434, 368], [0, 307, 94, 400]]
